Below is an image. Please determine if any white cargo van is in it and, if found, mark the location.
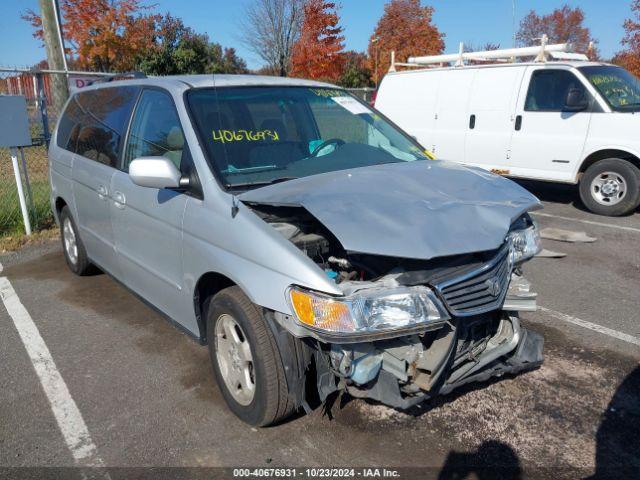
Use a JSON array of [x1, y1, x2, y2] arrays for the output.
[[375, 43, 640, 216]]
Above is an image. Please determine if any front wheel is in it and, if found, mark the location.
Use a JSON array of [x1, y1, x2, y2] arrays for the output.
[[579, 159, 640, 216], [206, 286, 299, 426]]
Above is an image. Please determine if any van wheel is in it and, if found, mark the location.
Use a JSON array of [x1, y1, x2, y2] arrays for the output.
[[206, 286, 298, 426], [579, 159, 640, 216], [59, 207, 94, 275]]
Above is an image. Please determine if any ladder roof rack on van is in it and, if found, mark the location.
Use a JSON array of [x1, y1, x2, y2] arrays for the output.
[[389, 34, 590, 72]]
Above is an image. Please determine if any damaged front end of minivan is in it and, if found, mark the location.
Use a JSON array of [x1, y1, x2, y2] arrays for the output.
[[240, 162, 544, 410]]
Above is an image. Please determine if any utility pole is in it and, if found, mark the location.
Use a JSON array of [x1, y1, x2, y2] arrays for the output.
[[38, 0, 68, 115], [372, 37, 380, 89]]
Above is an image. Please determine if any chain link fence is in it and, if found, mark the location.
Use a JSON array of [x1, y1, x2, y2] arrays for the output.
[[1, 73, 58, 238], [0, 144, 54, 237]]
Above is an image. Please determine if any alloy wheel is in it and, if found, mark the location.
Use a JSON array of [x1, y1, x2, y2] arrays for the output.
[[214, 314, 256, 406]]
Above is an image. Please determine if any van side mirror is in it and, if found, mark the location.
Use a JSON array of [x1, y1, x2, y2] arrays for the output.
[[564, 88, 589, 112], [129, 157, 184, 189]]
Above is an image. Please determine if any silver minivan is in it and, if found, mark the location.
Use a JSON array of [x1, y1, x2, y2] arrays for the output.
[[49, 75, 544, 426]]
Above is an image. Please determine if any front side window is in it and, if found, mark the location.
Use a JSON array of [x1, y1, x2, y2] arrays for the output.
[[579, 65, 640, 112], [525, 69, 588, 112], [186, 87, 428, 189], [124, 89, 186, 171]]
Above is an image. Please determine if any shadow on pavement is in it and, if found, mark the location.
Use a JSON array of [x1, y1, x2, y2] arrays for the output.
[[513, 179, 583, 208], [438, 440, 521, 480], [591, 366, 640, 479]]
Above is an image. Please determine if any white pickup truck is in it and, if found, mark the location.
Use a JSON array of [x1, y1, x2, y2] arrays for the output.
[[375, 47, 640, 216]]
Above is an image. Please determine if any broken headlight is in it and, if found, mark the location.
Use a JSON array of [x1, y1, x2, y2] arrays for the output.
[[508, 220, 541, 264], [287, 285, 449, 337]]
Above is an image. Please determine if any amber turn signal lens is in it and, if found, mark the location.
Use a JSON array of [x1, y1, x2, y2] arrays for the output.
[[290, 289, 315, 326], [289, 288, 353, 332]]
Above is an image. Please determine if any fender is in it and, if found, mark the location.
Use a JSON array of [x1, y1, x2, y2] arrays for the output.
[[573, 145, 640, 183]]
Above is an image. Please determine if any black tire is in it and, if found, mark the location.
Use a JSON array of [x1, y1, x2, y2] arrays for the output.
[[579, 158, 640, 216], [206, 286, 298, 426], [59, 206, 95, 275]]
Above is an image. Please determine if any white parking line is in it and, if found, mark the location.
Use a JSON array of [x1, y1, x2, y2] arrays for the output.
[[0, 261, 104, 467], [532, 211, 640, 234], [539, 306, 640, 347]]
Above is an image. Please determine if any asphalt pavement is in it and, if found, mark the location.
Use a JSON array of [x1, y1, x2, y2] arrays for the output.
[[1, 181, 639, 479]]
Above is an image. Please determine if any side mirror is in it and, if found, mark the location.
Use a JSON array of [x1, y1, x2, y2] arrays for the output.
[[129, 156, 183, 189], [564, 88, 589, 112]]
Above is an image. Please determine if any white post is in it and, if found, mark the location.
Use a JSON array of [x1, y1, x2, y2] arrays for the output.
[[10, 147, 32, 235], [32, 76, 39, 109], [456, 42, 465, 66], [19, 147, 35, 212], [388, 50, 396, 73]]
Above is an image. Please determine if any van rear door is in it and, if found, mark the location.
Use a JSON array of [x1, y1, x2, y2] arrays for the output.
[[70, 88, 138, 275], [464, 66, 526, 171], [375, 70, 441, 151], [507, 66, 591, 182]]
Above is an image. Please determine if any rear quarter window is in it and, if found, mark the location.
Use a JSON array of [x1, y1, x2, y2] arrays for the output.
[[56, 98, 83, 151], [58, 86, 140, 167]]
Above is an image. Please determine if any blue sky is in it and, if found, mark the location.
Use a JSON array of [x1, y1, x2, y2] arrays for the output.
[[0, 0, 633, 71]]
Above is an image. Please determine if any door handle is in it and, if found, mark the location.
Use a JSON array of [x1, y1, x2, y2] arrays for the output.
[[113, 191, 126, 209], [469, 114, 476, 129], [515, 115, 522, 131], [97, 185, 108, 200]]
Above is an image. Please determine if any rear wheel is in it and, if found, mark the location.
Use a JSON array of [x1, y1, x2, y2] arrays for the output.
[[579, 159, 640, 216], [206, 286, 299, 426], [59, 206, 94, 275]]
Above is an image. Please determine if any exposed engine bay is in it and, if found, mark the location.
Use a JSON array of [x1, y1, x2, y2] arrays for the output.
[[247, 202, 544, 409], [247, 203, 365, 283]]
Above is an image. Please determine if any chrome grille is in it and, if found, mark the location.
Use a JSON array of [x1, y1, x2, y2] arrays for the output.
[[435, 244, 512, 316]]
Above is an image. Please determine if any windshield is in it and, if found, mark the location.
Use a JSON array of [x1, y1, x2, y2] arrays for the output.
[[579, 65, 640, 112], [186, 86, 428, 189]]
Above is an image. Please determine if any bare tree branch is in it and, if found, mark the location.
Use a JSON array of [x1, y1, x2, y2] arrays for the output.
[[239, 0, 304, 76]]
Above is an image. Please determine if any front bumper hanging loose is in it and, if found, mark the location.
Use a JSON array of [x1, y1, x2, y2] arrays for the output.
[[336, 313, 543, 410]]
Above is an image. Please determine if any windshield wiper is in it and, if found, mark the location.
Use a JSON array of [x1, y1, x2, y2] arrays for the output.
[[225, 176, 298, 190]]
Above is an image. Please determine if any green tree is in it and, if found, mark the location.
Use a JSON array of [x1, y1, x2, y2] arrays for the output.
[[338, 51, 373, 88], [207, 45, 248, 74], [137, 14, 247, 75]]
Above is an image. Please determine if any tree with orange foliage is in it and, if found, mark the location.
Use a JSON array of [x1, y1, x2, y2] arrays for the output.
[[367, 0, 444, 85], [22, 0, 157, 72], [613, 1, 640, 77], [516, 5, 599, 58], [290, 0, 345, 81]]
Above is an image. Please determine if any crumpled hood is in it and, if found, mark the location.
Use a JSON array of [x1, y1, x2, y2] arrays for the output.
[[239, 161, 542, 260]]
